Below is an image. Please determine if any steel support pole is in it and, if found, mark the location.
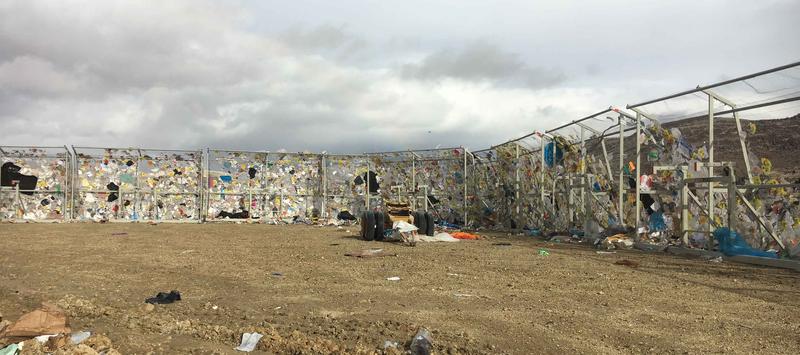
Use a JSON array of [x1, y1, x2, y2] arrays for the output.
[[618, 115, 625, 226], [411, 158, 416, 210], [136, 150, 142, 220], [321, 153, 327, 219], [551, 137, 557, 225], [601, 139, 613, 186], [704, 89, 753, 184], [707, 94, 716, 249], [580, 127, 586, 227], [540, 139, 546, 220], [634, 111, 642, 233], [727, 169, 736, 231], [365, 157, 370, 210], [733, 110, 753, 184], [463, 147, 468, 227], [678, 165, 689, 245], [515, 144, 520, 225], [70, 146, 78, 220], [64, 147, 72, 220], [203, 149, 209, 221]]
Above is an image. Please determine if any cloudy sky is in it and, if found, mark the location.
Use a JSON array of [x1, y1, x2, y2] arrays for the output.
[[1, 0, 798, 153]]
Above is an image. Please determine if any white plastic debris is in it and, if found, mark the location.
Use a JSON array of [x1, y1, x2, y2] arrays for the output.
[[0, 343, 20, 355], [33, 334, 58, 343], [393, 221, 418, 233], [70, 331, 92, 344], [234, 332, 264, 352], [418, 232, 460, 242], [386, 276, 401, 281]]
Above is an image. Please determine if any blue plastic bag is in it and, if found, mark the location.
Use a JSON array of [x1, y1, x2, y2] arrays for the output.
[[543, 142, 563, 167], [713, 227, 778, 258], [648, 211, 667, 232]]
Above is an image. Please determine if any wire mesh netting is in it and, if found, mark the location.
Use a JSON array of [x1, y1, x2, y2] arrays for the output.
[[0, 146, 71, 220]]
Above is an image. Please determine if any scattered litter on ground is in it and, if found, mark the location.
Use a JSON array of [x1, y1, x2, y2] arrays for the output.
[[110, 232, 128, 236], [492, 242, 512, 247], [0, 344, 19, 355], [392, 221, 420, 246], [329, 243, 340, 246], [615, 259, 640, 268], [70, 331, 91, 344], [179, 249, 195, 254], [234, 332, 263, 352], [410, 328, 432, 355], [383, 340, 399, 350], [0, 303, 70, 344], [271, 272, 284, 277], [601, 234, 634, 250], [634, 242, 669, 252], [418, 232, 460, 242], [714, 227, 778, 258], [549, 235, 573, 243], [596, 251, 616, 255], [345, 249, 397, 258], [538, 249, 550, 256], [386, 277, 401, 281], [144, 290, 181, 304], [446, 273, 460, 277], [451, 232, 480, 240], [33, 334, 59, 343], [453, 293, 476, 298], [708, 256, 724, 263]]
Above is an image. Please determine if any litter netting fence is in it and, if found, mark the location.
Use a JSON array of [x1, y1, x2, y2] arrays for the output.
[[1, 146, 71, 221], [2, 61, 800, 258], [71, 147, 202, 222], [205, 150, 322, 223]]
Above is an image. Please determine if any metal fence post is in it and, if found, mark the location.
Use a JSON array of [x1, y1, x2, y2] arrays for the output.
[[462, 147, 468, 227], [707, 93, 716, 249], [515, 143, 520, 228], [618, 115, 625, 226], [634, 111, 642, 234]]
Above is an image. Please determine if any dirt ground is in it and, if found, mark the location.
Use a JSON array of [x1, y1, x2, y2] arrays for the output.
[[0, 223, 799, 354]]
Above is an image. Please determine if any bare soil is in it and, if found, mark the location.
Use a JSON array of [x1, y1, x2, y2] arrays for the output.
[[1, 223, 799, 354]]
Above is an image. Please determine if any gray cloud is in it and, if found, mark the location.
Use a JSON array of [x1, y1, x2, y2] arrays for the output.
[[0, 0, 797, 155], [280, 24, 366, 54], [401, 41, 565, 89]]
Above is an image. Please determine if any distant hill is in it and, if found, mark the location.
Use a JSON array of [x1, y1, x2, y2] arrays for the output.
[[593, 113, 800, 180]]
